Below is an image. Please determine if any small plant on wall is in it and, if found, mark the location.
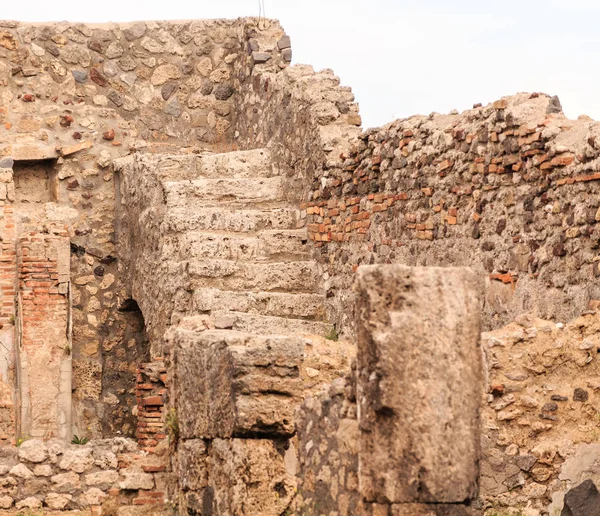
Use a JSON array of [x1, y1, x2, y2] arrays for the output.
[[71, 435, 90, 445]]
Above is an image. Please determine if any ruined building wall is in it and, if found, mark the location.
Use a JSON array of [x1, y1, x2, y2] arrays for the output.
[[0, 17, 290, 440], [301, 94, 600, 335], [235, 75, 600, 336]]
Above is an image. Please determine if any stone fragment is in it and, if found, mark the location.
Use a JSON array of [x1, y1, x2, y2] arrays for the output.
[[90, 67, 108, 87], [10, 463, 33, 479], [161, 82, 178, 100], [71, 70, 87, 83], [214, 84, 234, 101], [119, 470, 154, 490], [123, 22, 147, 41], [59, 447, 94, 473], [252, 52, 271, 63], [355, 265, 482, 504], [108, 91, 123, 107], [0, 496, 12, 509], [173, 329, 303, 439], [562, 479, 600, 516], [0, 32, 17, 50], [60, 45, 91, 67], [0, 157, 13, 169], [79, 487, 108, 506], [106, 41, 124, 59], [18, 439, 48, 463], [151, 63, 181, 85], [15, 497, 42, 509], [85, 470, 119, 489], [45, 492, 72, 510], [277, 35, 291, 50], [118, 56, 137, 71], [33, 464, 53, 476], [51, 471, 81, 492]]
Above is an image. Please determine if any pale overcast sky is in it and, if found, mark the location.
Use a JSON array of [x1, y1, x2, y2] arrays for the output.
[[2, 0, 598, 128]]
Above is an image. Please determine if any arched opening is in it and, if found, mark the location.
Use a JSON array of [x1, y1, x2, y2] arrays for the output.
[[100, 298, 150, 437]]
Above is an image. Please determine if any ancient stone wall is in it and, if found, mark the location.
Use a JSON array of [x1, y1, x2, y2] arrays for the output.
[[480, 310, 600, 514], [0, 16, 290, 441], [298, 94, 600, 335], [0, 437, 167, 512]]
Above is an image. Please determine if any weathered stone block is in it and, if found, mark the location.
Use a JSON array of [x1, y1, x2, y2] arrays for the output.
[[173, 328, 303, 439], [207, 438, 296, 516], [562, 479, 600, 516], [176, 439, 208, 492], [355, 265, 482, 504]]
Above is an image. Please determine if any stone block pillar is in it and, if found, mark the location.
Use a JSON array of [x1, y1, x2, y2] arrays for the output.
[[355, 265, 482, 507]]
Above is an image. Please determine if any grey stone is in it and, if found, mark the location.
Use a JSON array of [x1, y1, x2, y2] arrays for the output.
[[165, 98, 182, 118], [355, 265, 482, 504], [161, 82, 178, 101], [214, 84, 234, 101], [252, 52, 271, 64], [118, 56, 138, 71], [123, 22, 147, 41], [108, 91, 123, 107], [514, 454, 537, 472], [200, 80, 213, 96], [277, 35, 291, 50], [103, 60, 119, 77], [562, 479, 600, 516], [282, 48, 292, 63], [45, 42, 60, 56], [0, 157, 13, 169], [71, 70, 87, 83]]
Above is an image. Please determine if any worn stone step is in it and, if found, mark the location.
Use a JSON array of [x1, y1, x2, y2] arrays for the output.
[[187, 259, 319, 292], [165, 229, 310, 261], [192, 288, 326, 319], [163, 177, 285, 208], [211, 311, 331, 337], [172, 326, 304, 439], [162, 207, 298, 233], [197, 148, 275, 178]]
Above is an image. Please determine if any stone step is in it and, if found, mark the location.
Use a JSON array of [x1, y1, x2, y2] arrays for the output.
[[164, 229, 310, 261], [187, 259, 319, 293], [162, 207, 298, 233], [192, 288, 326, 320], [197, 148, 275, 178], [163, 177, 285, 208], [211, 311, 332, 337], [172, 326, 304, 438]]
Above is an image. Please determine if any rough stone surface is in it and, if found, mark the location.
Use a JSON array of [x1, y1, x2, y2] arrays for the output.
[[355, 265, 482, 504], [561, 480, 600, 516]]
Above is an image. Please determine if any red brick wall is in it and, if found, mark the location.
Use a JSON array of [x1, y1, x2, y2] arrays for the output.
[[136, 360, 167, 453]]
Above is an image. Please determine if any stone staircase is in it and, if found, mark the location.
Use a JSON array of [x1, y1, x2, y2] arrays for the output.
[[161, 147, 330, 339], [142, 148, 349, 514]]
